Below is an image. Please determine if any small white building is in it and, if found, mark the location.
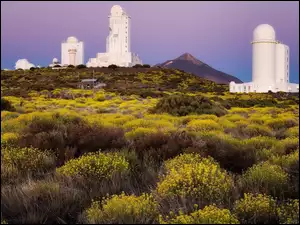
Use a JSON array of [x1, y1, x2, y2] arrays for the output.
[[49, 58, 61, 67], [15, 59, 35, 70], [230, 24, 299, 93], [61, 36, 84, 66], [87, 5, 142, 68]]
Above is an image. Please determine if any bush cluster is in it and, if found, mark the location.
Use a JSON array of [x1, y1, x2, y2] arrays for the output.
[[160, 205, 239, 224], [157, 154, 234, 206], [83, 193, 159, 224], [233, 193, 278, 224], [151, 94, 228, 116], [56, 152, 129, 181]]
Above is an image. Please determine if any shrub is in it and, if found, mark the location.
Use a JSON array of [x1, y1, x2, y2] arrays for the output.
[[83, 193, 159, 224], [56, 152, 129, 181], [239, 124, 273, 138], [194, 132, 259, 173], [1, 132, 19, 147], [142, 64, 151, 68], [160, 205, 239, 224], [151, 94, 227, 117], [18, 112, 126, 163], [132, 131, 194, 162], [1, 98, 15, 111], [277, 199, 299, 224], [186, 119, 222, 132], [241, 162, 289, 198], [285, 126, 299, 138], [157, 156, 234, 206], [163, 153, 204, 171], [1, 146, 56, 178], [266, 118, 298, 130], [1, 177, 87, 224], [108, 64, 119, 69], [125, 127, 158, 140], [233, 193, 278, 224], [76, 64, 87, 69], [1, 111, 19, 121]]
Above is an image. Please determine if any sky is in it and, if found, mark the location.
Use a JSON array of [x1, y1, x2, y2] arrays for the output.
[[1, 1, 299, 82]]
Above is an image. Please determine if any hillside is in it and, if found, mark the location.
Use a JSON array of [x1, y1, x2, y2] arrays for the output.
[[156, 53, 243, 84], [1, 67, 228, 97]]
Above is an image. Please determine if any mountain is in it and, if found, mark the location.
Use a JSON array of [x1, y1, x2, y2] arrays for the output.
[[156, 53, 243, 84]]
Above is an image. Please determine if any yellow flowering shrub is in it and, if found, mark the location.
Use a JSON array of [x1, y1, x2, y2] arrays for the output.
[[84, 193, 159, 224], [56, 152, 129, 180], [123, 118, 175, 131], [277, 199, 299, 224], [160, 205, 239, 224], [233, 193, 278, 224], [242, 124, 273, 137], [1, 111, 19, 121], [269, 150, 299, 171], [285, 126, 299, 138], [241, 162, 289, 197], [186, 119, 222, 132], [265, 118, 298, 130], [157, 156, 233, 204], [271, 137, 299, 156], [223, 114, 245, 122], [1, 132, 19, 146], [125, 127, 158, 140], [1, 146, 56, 174], [164, 153, 205, 171]]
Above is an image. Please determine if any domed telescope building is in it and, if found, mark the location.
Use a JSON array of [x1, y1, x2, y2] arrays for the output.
[[230, 24, 299, 93], [61, 36, 84, 66], [87, 5, 142, 67]]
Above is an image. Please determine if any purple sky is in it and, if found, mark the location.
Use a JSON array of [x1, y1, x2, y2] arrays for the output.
[[1, 1, 299, 82]]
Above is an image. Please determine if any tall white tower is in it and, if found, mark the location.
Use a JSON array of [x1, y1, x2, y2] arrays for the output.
[[251, 24, 277, 92], [106, 5, 130, 54], [68, 49, 77, 66], [61, 36, 84, 66]]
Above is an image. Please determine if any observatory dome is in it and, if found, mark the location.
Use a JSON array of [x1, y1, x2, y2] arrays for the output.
[[253, 24, 276, 41], [67, 36, 78, 43], [111, 5, 123, 15]]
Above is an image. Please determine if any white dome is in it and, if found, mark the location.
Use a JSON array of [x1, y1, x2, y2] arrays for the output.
[[53, 58, 58, 63], [67, 36, 78, 43], [253, 24, 276, 41], [15, 59, 35, 70], [111, 5, 123, 15]]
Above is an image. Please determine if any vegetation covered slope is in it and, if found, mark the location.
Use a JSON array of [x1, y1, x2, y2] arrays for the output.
[[1, 68, 299, 224]]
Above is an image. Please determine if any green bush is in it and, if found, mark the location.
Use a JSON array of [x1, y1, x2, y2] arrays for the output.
[[56, 152, 129, 181], [151, 94, 227, 117], [160, 205, 239, 224], [233, 193, 278, 224], [266, 118, 298, 130], [83, 193, 159, 224], [1, 146, 56, 184], [277, 199, 299, 224], [157, 155, 234, 205], [241, 162, 289, 198], [193, 132, 259, 173]]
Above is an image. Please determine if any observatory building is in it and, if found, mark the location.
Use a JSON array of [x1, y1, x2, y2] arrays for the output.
[[86, 5, 142, 67], [61, 36, 84, 66], [15, 59, 35, 70], [230, 24, 299, 93], [49, 58, 61, 67]]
